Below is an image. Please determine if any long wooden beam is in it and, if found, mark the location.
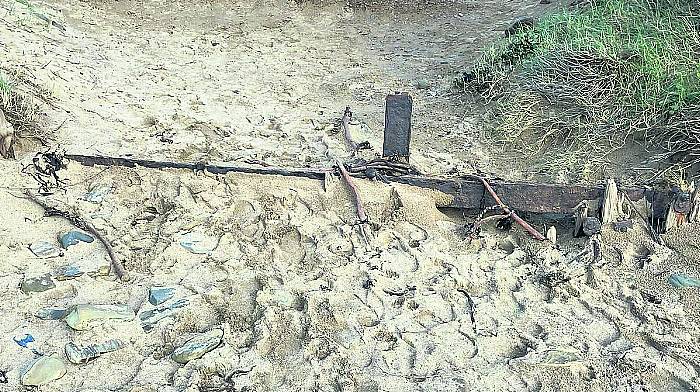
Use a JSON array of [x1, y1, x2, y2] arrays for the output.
[[65, 154, 668, 216]]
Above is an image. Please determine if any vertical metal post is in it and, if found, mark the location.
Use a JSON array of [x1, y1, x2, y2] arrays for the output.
[[383, 93, 413, 162]]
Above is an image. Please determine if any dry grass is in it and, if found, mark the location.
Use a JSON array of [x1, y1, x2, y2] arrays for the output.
[[0, 68, 53, 145], [460, 0, 700, 183]]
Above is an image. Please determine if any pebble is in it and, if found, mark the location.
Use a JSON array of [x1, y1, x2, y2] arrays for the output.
[[149, 286, 176, 306], [54, 265, 84, 281], [65, 339, 125, 364], [29, 241, 63, 258], [415, 79, 430, 89], [21, 274, 56, 294], [179, 232, 218, 254], [172, 329, 223, 364], [140, 298, 189, 331], [64, 304, 135, 330], [59, 230, 95, 249], [21, 355, 67, 386], [35, 307, 69, 320], [582, 217, 602, 236], [668, 273, 700, 288]]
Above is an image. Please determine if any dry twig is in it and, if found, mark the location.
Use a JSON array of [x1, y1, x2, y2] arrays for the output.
[[23, 190, 129, 281], [470, 175, 547, 241], [336, 159, 368, 223]]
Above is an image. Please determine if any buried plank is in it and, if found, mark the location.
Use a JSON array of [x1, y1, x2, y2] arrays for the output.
[[65, 153, 668, 215]]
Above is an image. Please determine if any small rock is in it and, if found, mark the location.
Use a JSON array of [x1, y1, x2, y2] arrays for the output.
[[140, 298, 189, 331], [612, 220, 634, 232], [29, 241, 63, 258], [21, 355, 67, 386], [179, 232, 218, 254], [65, 339, 125, 364], [64, 304, 135, 331], [582, 217, 602, 236], [149, 286, 175, 306], [54, 265, 84, 281], [172, 329, 223, 364], [668, 273, 700, 289], [21, 274, 56, 294], [59, 230, 94, 249], [415, 79, 430, 89], [35, 307, 69, 320], [540, 0, 551, 4]]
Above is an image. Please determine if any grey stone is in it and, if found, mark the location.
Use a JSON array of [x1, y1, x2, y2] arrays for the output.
[[21, 274, 56, 294], [149, 286, 175, 306], [64, 304, 134, 330], [21, 355, 66, 386], [29, 241, 63, 258], [55, 265, 84, 280], [172, 329, 223, 364], [140, 298, 189, 331], [35, 307, 69, 320], [59, 230, 94, 249], [65, 339, 125, 364], [668, 273, 700, 288], [179, 232, 218, 254]]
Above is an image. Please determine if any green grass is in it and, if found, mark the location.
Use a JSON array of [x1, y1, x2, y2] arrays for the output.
[[462, 0, 700, 181]]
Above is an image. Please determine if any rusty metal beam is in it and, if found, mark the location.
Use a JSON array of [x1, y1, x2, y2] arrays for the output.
[[65, 154, 668, 216]]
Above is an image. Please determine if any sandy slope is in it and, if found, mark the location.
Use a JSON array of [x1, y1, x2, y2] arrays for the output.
[[1, 0, 700, 391]]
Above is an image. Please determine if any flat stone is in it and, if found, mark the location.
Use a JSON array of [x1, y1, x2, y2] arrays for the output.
[[59, 230, 95, 249], [35, 307, 69, 320], [149, 286, 175, 306], [21, 355, 67, 386], [55, 265, 84, 281], [179, 232, 218, 254], [65, 339, 125, 364], [140, 298, 189, 332], [29, 241, 63, 258], [21, 274, 56, 294], [64, 304, 135, 331], [669, 273, 700, 288], [172, 329, 223, 364]]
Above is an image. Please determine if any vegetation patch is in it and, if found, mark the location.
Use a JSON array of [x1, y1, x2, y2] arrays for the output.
[[460, 0, 700, 182]]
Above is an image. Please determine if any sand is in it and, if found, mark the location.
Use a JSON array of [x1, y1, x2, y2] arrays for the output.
[[1, 0, 700, 391]]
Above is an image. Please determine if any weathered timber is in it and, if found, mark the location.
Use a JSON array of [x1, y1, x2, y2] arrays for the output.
[[383, 93, 412, 162], [65, 154, 668, 215]]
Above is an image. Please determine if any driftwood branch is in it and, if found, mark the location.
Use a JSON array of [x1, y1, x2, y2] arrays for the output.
[[336, 159, 368, 223], [471, 175, 547, 241], [23, 190, 129, 281]]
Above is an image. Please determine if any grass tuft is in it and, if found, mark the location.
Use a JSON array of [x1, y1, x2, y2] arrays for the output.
[[461, 0, 700, 182]]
